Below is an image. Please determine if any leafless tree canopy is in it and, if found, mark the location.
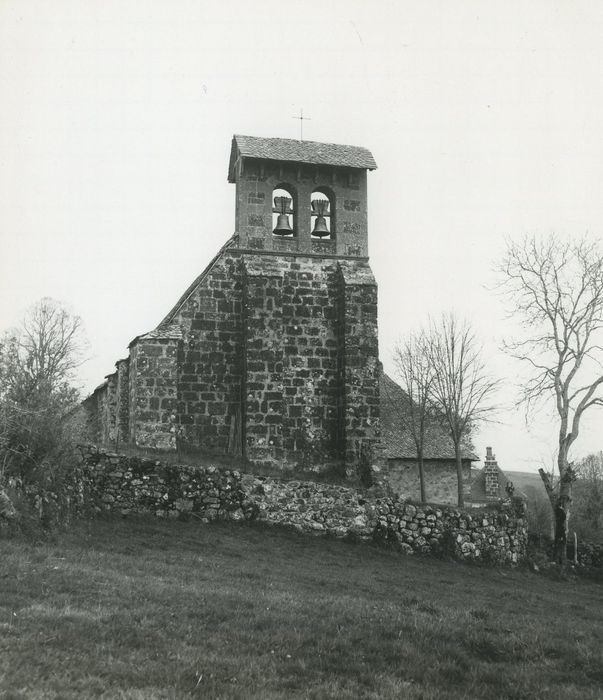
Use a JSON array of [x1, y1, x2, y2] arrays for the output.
[[2, 297, 86, 399], [499, 235, 603, 462], [427, 314, 499, 506], [393, 331, 434, 502], [427, 314, 500, 440], [393, 332, 433, 448], [498, 234, 603, 562]]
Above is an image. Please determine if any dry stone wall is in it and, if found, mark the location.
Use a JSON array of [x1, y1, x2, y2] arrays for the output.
[[374, 499, 528, 565], [78, 449, 527, 565]]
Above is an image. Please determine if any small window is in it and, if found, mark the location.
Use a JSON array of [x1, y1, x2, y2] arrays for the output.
[[272, 186, 295, 237], [311, 189, 333, 239]]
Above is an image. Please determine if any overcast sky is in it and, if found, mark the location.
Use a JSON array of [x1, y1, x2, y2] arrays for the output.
[[2, 0, 603, 473]]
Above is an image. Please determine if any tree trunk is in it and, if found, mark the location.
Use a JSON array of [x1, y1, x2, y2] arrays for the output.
[[539, 465, 575, 566], [418, 452, 426, 503], [454, 441, 464, 508], [553, 497, 569, 565], [554, 473, 574, 566]]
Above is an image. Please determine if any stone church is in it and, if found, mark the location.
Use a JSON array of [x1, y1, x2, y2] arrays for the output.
[[84, 135, 384, 475]]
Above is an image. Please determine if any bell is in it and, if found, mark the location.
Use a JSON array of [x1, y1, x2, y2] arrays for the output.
[[273, 196, 293, 236], [311, 216, 330, 237], [273, 213, 293, 235], [311, 198, 330, 237]]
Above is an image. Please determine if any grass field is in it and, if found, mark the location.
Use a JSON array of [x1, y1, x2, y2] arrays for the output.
[[1, 518, 602, 699]]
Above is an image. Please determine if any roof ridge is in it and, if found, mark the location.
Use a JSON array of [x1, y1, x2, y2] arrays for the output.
[[228, 134, 377, 182], [233, 133, 374, 151]]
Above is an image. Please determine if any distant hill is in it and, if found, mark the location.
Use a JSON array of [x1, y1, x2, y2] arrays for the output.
[[505, 471, 549, 503], [471, 469, 549, 504]]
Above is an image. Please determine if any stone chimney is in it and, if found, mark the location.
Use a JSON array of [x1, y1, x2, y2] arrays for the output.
[[484, 446, 500, 499]]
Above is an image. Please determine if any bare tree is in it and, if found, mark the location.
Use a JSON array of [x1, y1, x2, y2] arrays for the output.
[[427, 314, 500, 507], [5, 297, 86, 400], [498, 235, 603, 563], [393, 331, 434, 503]]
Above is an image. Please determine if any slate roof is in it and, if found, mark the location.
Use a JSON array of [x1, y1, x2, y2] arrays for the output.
[[228, 135, 377, 182], [380, 373, 478, 461]]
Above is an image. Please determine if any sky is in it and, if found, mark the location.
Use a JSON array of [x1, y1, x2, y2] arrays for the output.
[[2, 0, 603, 473]]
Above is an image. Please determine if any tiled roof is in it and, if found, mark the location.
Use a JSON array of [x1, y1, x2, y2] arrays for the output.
[[380, 373, 478, 461], [228, 135, 377, 182]]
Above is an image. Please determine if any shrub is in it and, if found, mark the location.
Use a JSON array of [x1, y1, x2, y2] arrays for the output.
[[0, 298, 87, 535]]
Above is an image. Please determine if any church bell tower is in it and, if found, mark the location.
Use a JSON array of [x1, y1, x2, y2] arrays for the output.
[[228, 135, 375, 258], [227, 135, 381, 473]]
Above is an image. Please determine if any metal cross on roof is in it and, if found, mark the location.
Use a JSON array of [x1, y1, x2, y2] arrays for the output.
[[292, 108, 311, 141]]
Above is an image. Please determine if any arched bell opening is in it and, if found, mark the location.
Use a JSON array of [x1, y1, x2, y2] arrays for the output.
[[272, 185, 296, 237], [310, 188, 335, 239]]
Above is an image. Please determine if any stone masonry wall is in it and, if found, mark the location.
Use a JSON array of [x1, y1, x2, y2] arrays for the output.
[[86, 250, 380, 473], [97, 386, 108, 443], [239, 255, 379, 470], [280, 261, 341, 467], [386, 459, 473, 506], [338, 261, 381, 470], [241, 257, 345, 469], [484, 463, 500, 499], [142, 247, 380, 473], [102, 372, 118, 444], [242, 258, 284, 466], [166, 253, 243, 454], [128, 336, 180, 450], [115, 358, 130, 446], [235, 160, 369, 258], [78, 449, 528, 565]]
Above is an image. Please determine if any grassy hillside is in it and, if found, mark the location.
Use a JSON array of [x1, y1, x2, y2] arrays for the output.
[[1, 518, 602, 699], [505, 471, 549, 500]]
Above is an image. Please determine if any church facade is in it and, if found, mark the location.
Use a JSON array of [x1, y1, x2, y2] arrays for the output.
[[84, 135, 382, 473]]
